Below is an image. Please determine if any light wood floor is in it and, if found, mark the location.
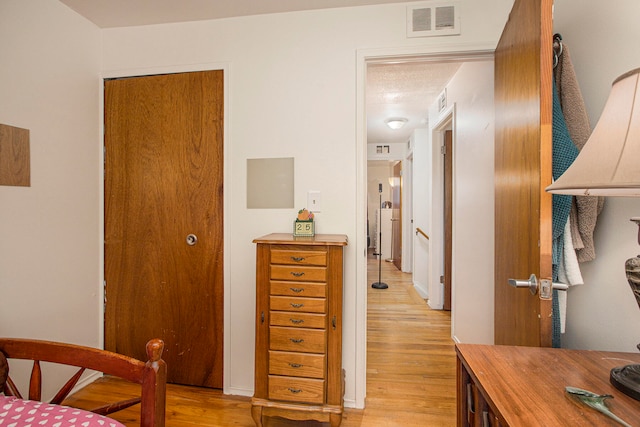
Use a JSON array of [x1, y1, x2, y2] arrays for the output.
[[65, 252, 456, 426]]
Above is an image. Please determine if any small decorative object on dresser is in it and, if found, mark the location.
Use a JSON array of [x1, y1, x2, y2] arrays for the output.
[[251, 233, 348, 427], [293, 208, 315, 237]]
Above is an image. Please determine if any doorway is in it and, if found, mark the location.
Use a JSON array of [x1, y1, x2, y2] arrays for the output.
[[358, 49, 494, 408], [104, 70, 224, 388]]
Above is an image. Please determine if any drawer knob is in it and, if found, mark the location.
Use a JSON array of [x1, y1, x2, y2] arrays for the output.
[[290, 272, 305, 277], [288, 387, 302, 394], [290, 318, 304, 324], [291, 256, 305, 262], [289, 363, 303, 368], [290, 303, 304, 308], [290, 338, 304, 344], [290, 287, 304, 293]]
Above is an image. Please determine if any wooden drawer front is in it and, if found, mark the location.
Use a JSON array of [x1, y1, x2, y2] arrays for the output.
[[269, 351, 326, 379], [268, 375, 325, 404], [271, 264, 327, 282], [270, 296, 326, 314], [270, 281, 327, 298], [270, 326, 326, 353], [270, 249, 327, 266], [270, 265, 326, 282], [270, 311, 326, 329]]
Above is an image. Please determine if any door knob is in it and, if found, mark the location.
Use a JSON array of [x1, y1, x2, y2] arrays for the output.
[[508, 274, 569, 298], [508, 274, 538, 295]]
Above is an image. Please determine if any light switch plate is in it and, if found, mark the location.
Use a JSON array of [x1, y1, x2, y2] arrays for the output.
[[308, 191, 321, 212]]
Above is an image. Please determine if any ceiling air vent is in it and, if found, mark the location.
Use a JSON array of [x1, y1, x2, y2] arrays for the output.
[[407, 2, 460, 38]]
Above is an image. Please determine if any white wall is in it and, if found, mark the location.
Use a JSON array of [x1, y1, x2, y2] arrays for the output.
[[0, 0, 517, 408], [100, 1, 513, 406], [368, 161, 396, 249], [554, 0, 640, 352], [0, 0, 102, 394], [0, 1, 102, 342], [411, 129, 431, 298], [428, 61, 495, 343], [0, 0, 634, 409]]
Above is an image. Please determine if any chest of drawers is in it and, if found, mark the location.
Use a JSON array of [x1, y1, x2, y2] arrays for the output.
[[251, 233, 348, 427]]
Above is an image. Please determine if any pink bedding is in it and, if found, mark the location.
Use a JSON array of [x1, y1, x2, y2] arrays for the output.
[[0, 395, 125, 427]]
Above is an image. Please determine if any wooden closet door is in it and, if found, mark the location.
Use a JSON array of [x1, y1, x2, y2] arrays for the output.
[[104, 70, 224, 388], [494, 0, 554, 346]]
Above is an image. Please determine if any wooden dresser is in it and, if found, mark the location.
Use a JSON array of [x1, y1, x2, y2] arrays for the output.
[[456, 344, 640, 426], [251, 233, 348, 427]]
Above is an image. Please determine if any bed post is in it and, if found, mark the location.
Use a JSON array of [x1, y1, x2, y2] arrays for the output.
[[141, 339, 167, 427]]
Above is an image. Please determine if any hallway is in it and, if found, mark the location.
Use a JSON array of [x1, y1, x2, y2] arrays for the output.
[[352, 251, 456, 426]]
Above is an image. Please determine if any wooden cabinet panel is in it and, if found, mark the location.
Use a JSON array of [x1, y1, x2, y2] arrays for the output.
[[269, 326, 326, 353], [271, 249, 327, 266], [269, 351, 326, 378], [270, 311, 326, 329], [456, 344, 640, 426], [270, 265, 327, 282], [269, 296, 327, 314], [252, 233, 347, 427], [268, 376, 325, 404], [270, 281, 327, 298]]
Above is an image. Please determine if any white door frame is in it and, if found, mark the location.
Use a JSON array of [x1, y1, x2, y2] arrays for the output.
[[402, 152, 413, 273], [429, 107, 454, 311], [355, 45, 494, 408]]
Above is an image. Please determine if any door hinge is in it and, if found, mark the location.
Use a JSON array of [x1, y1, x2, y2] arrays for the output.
[[103, 280, 107, 310], [441, 145, 446, 155], [440, 275, 445, 284]]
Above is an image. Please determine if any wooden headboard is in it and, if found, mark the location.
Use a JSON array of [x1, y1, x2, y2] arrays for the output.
[[0, 338, 166, 427]]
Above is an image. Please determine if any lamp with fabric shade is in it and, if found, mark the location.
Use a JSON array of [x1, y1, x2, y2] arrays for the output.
[[546, 67, 640, 401], [547, 68, 640, 196]]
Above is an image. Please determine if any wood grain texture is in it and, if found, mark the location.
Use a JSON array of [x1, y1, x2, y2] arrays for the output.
[[104, 71, 224, 388], [0, 123, 30, 187], [252, 235, 347, 426], [457, 344, 640, 426], [443, 129, 453, 310], [366, 251, 457, 426], [1, 338, 166, 427], [494, 0, 554, 347], [65, 252, 456, 426]]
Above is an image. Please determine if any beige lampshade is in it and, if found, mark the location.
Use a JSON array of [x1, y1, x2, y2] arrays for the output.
[[546, 68, 640, 196]]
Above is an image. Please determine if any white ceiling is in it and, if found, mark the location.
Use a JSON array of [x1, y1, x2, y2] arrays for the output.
[[367, 61, 461, 145], [58, 0, 462, 146], [58, 0, 414, 28]]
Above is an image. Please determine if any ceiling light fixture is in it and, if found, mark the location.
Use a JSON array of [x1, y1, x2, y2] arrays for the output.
[[385, 118, 408, 130]]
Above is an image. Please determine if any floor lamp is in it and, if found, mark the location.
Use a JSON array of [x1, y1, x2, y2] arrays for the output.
[[372, 183, 388, 289]]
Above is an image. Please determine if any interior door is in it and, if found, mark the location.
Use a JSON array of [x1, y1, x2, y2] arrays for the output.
[[494, 0, 554, 346], [443, 130, 452, 311], [104, 70, 224, 387], [391, 161, 402, 270]]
